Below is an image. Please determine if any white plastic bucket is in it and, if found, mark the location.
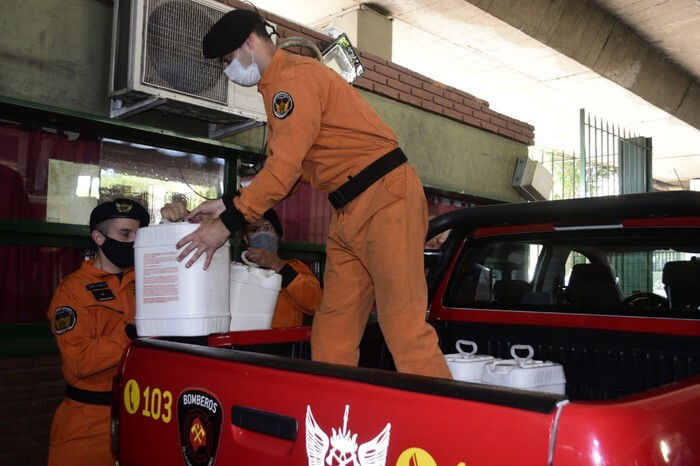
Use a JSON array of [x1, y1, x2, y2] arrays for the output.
[[444, 340, 497, 383], [481, 345, 566, 394], [229, 252, 282, 331], [134, 223, 230, 337]]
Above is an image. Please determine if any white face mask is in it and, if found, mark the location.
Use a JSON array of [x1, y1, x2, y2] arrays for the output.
[[224, 48, 261, 87]]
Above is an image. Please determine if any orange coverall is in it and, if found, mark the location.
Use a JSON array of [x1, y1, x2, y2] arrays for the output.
[[272, 258, 321, 328], [233, 49, 450, 378], [46, 259, 135, 466]]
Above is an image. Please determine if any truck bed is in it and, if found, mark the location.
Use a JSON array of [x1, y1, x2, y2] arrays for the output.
[[117, 325, 700, 465], [162, 320, 700, 402]]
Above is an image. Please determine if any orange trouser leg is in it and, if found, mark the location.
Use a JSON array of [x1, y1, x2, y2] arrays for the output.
[[312, 164, 451, 378], [48, 400, 114, 466], [311, 221, 375, 366]]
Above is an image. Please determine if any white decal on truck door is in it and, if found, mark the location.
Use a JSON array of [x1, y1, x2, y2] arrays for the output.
[[305, 404, 391, 466]]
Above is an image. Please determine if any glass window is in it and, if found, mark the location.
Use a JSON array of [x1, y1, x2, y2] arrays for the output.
[[445, 231, 700, 314], [0, 121, 225, 225]]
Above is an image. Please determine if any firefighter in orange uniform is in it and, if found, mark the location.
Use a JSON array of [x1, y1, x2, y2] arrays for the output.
[[162, 203, 320, 327], [176, 9, 451, 378], [47, 199, 149, 466], [240, 209, 321, 327]]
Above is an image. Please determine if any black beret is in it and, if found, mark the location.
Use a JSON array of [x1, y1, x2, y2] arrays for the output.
[[244, 208, 283, 237], [89, 198, 150, 230], [203, 9, 262, 59], [262, 208, 283, 238]]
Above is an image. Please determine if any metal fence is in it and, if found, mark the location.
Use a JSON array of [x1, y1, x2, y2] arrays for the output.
[[532, 109, 652, 200]]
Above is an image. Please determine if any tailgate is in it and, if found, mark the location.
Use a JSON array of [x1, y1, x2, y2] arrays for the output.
[[116, 339, 565, 466]]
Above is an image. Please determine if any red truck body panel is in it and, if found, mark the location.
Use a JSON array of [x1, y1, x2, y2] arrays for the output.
[[553, 378, 700, 465], [116, 341, 561, 465]]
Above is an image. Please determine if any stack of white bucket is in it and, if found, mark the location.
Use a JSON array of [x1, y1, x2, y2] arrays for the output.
[[445, 341, 566, 394], [134, 223, 282, 337]]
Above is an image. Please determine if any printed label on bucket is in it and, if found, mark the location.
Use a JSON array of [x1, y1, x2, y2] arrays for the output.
[[143, 252, 179, 304]]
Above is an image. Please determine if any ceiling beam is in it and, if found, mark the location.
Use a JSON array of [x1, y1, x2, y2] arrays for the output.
[[466, 0, 700, 131]]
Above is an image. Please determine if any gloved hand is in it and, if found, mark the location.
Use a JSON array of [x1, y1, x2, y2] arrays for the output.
[[160, 202, 189, 222]]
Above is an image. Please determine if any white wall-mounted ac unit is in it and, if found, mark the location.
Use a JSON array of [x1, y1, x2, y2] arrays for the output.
[[109, 0, 268, 134], [512, 156, 553, 201]]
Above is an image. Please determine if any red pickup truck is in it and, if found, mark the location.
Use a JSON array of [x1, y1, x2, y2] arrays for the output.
[[112, 191, 700, 465]]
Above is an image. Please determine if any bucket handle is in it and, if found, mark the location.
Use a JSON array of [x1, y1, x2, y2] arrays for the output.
[[240, 250, 261, 268], [510, 345, 534, 366], [456, 340, 478, 358]]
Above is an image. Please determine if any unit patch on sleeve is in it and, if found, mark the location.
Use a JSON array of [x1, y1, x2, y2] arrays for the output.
[[54, 306, 77, 335], [272, 91, 294, 119], [178, 389, 222, 466]]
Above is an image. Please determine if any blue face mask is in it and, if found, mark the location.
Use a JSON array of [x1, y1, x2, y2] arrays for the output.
[[248, 231, 278, 253]]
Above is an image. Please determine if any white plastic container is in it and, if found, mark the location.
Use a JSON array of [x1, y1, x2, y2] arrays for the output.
[[229, 252, 282, 331], [481, 345, 566, 394], [134, 223, 231, 337], [444, 340, 498, 383]]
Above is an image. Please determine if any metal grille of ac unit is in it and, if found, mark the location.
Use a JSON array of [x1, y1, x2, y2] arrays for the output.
[[143, 0, 227, 104]]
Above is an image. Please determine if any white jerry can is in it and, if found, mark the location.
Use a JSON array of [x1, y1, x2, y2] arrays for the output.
[[229, 250, 282, 331], [481, 345, 566, 395], [444, 340, 498, 383], [134, 222, 231, 337]]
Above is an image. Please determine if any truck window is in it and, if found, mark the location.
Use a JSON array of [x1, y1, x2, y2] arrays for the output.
[[445, 232, 700, 315]]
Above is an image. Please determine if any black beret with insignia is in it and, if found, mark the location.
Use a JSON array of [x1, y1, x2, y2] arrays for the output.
[[89, 198, 150, 230], [203, 9, 262, 59]]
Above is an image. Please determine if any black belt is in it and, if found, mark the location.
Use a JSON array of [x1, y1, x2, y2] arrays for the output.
[[66, 384, 112, 406], [328, 147, 407, 209]]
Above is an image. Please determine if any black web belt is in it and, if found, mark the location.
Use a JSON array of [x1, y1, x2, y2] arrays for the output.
[[66, 384, 112, 406], [328, 147, 407, 209]]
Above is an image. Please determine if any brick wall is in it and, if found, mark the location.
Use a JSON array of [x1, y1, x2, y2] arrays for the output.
[[0, 354, 64, 466], [219, 1, 535, 145]]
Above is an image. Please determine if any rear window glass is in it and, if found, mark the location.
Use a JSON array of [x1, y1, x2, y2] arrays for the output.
[[445, 231, 700, 315]]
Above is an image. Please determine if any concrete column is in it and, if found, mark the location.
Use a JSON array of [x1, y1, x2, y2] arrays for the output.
[[325, 5, 392, 62]]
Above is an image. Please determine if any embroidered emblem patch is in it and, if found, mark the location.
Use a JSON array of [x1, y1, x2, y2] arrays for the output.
[[115, 199, 133, 213], [54, 306, 77, 335], [272, 91, 294, 119]]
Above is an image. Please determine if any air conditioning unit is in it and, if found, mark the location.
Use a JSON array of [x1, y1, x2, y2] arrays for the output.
[[109, 0, 269, 136], [512, 156, 553, 201]]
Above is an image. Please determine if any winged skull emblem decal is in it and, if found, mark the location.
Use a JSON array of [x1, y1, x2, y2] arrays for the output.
[[306, 404, 391, 466]]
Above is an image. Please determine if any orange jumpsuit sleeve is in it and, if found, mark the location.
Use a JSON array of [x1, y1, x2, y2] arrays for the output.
[[279, 259, 322, 316], [233, 79, 322, 222], [48, 287, 130, 379]]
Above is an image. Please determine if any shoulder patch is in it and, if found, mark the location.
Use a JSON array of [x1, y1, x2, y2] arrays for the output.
[[54, 306, 77, 335], [272, 91, 294, 119]]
